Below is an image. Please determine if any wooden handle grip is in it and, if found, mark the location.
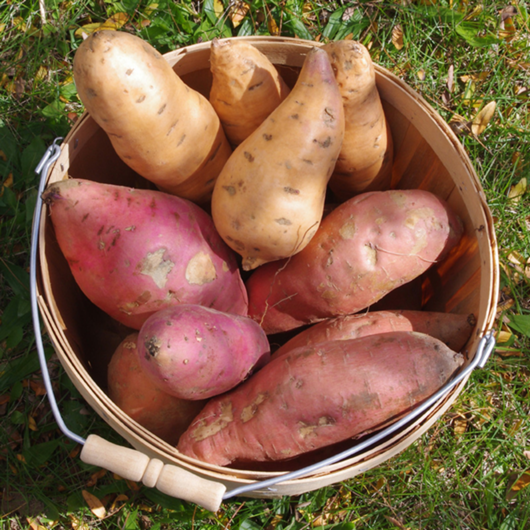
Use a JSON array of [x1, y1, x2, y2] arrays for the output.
[[80, 434, 226, 512]]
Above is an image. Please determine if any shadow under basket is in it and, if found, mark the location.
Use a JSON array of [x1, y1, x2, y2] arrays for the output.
[[35, 36, 499, 510]]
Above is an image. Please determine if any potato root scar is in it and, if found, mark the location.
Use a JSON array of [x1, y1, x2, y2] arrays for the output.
[[190, 401, 233, 441], [185, 251, 217, 285], [240, 392, 268, 423], [140, 248, 174, 288]]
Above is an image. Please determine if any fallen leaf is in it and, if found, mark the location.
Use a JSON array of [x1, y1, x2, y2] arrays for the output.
[[110, 494, 129, 512], [524, 451, 530, 459], [417, 69, 426, 80], [447, 64, 454, 93], [82, 490, 106, 519], [471, 101, 496, 136], [267, 15, 280, 35], [508, 177, 527, 202], [213, 0, 224, 18], [28, 416, 38, 432], [30, 379, 47, 396], [86, 468, 107, 487], [449, 114, 471, 136], [506, 471, 530, 501], [460, 72, 489, 83], [26, 517, 46, 530], [499, 16, 516, 41], [496, 330, 513, 343], [463, 4, 484, 21], [453, 418, 467, 435], [229, 0, 249, 28], [392, 24, 404, 50]]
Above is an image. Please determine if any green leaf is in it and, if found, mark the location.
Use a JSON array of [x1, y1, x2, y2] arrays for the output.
[[0, 260, 30, 298], [0, 124, 19, 167], [0, 349, 48, 393], [322, 8, 345, 40], [202, 0, 219, 25], [41, 100, 66, 121], [21, 136, 46, 184], [237, 18, 254, 36], [286, 18, 312, 40], [506, 314, 530, 337], [143, 488, 194, 513], [6, 326, 24, 349], [10, 410, 26, 425], [239, 519, 263, 530], [22, 439, 61, 467], [123, 507, 139, 530], [455, 22, 499, 47]]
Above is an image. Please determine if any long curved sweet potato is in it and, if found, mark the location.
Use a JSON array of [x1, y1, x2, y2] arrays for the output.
[[42, 179, 248, 329], [177, 331, 464, 465], [246, 189, 464, 334], [272, 310, 475, 359]]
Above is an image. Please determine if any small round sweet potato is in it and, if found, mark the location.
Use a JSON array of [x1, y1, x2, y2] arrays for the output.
[[137, 305, 271, 400]]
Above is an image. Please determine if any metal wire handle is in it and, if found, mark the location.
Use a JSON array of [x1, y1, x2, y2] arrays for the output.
[[30, 139, 496, 501]]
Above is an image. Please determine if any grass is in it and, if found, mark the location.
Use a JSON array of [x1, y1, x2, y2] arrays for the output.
[[1, 0, 529, 528]]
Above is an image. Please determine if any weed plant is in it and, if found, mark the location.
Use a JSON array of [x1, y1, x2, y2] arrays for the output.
[[1, 1, 529, 529]]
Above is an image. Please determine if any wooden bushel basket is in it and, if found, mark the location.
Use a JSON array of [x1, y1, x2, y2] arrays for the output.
[[35, 36, 499, 511]]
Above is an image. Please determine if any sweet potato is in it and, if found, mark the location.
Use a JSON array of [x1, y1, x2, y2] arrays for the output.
[[73, 30, 232, 204], [177, 331, 464, 465], [42, 179, 248, 329], [273, 310, 475, 360], [246, 189, 463, 334], [108, 333, 206, 445], [209, 38, 290, 147], [211, 47, 345, 271], [137, 305, 271, 400], [323, 40, 393, 199]]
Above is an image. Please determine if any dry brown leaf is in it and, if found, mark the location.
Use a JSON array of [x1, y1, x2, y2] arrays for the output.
[[82, 490, 106, 519], [268, 16, 280, 35], [74, 13, 129, 37], [453, 418, 467, 435], [417, 69, 426, 81], [508, 177, 527, 202], [69, 515, 91, 530], [460, 72, 489, 83], [447, 64, 454, 93], [506, 471, 530, 501], [86, 468, 107, 487], [524, 451, 530, 459], [496, 330, 513, 343], [229, 0, 249, 28], [28, 416, 38, 432], [392, 24, 404, 50], [26, 517, 46, 530], [471, 101, 496, 136], [109, 493, 129, 512], [499, 16, 516, 41], [30, 379, 47, 396], [213, 0, 224, 18]]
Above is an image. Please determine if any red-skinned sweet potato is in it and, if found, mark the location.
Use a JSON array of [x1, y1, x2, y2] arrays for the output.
[[246, 189, 464, 334], [137, 305, 271, 400], [42, 179, 248, 329], [272, 310, 475, 360], [108, 333, 206, 445], [177, 331, 464, 465]]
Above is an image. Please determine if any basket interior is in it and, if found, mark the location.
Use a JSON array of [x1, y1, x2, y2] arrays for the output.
[[39, 39, 497, 476]]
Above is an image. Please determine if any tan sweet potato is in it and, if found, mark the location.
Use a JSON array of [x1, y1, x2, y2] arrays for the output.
[[272, 310, 475, 360], [246, 189, 464, 334], [73, 30, 231, 204], [177, 331, 464, 465], [108, 333, 206, 445], [209, 38, 290, 147], [211, 46, 345, 271], [323, 40, 394, 199]]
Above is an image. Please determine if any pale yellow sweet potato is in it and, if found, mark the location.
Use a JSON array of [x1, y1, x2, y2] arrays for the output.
[[209, 38, 290, 147], [323, 40, 394, 199], [211, 47, 345, 271], [73, 30, 232, 204]]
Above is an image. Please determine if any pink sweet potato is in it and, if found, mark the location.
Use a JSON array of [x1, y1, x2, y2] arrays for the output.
[[108, 333, 206, 445], [272, 309, 475, 360], [177, 331, 464, 465], [246, 189, 463, 334], [42, 179, 248, 329], [137, 305, 271, 400]]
